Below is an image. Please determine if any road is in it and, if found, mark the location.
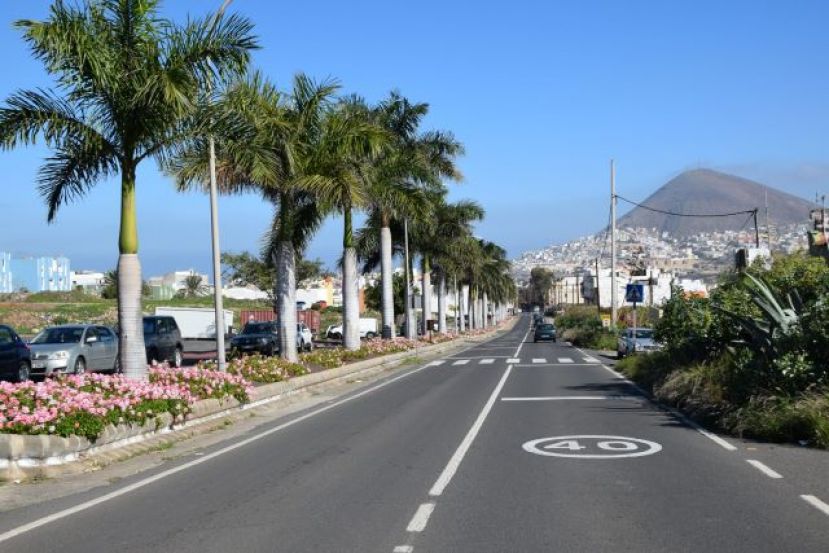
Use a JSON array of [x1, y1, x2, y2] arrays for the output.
[[1, 315, 828, 552]]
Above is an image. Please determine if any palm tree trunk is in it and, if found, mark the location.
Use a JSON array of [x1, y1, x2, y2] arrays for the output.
[[342, 208, 360, 350], [437, 271, 447, 334], [482, 292, 489, 328], [118, 164, 147, 380], [421, 256, 431, 335], [274, 240, 298, 362], [380, 218, 395, 339], [460, 284, 468, 332]]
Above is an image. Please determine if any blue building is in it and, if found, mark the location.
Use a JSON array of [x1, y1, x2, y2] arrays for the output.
[[0, 253, 71, 292]]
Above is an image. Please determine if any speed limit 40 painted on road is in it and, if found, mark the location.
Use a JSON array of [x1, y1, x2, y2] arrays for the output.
[[522, 435, 662, 459]]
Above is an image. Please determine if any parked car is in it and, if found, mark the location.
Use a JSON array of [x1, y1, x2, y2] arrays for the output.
[[297, 323, 314, 352], [0, 324, 32, 382], [533, 323, 557, 343], [29, 325, 119, 376], [231, 321, 308, 356], [326, 318, 378, 340], [617, 328, 662, 358], [143, 316, 184, 367]]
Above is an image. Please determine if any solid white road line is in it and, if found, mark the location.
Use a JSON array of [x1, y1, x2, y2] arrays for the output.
[[0, 354, 451, 545], [532, 358, 546, 364], [479, 359, 495, 364], [393, 546, 414, 553], [428, 365, 513, 497], [501, 395, 639, 402], [507, 358, 520, 363], [572, 345, 739, 452], [452, 360, 470, 366], [746, 460, 783, 479], [557, 357, 574, 363], [406, 502, 436, 532], [801, 495, 829, 517]]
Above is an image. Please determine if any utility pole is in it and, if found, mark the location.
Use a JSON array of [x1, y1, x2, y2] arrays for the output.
[[764, 188, 772, 251], [594, 258, 601, 316], [752, 209, 760, 248], [206, 0, 234, 371], [610, 159, 618, 329]]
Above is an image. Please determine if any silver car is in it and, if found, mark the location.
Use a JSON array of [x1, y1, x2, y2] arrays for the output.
[[29, 325, 119, 376], [617, 328, 663, 358]]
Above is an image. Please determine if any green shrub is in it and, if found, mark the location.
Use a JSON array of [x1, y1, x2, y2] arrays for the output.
[[724, 393, 829, 448]]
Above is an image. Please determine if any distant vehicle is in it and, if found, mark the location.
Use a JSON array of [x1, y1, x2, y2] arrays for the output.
[[297, 323, 314, 352], [0, 324, 31, 382], [143, 316, 184, 367], [532, 313, 544, 327], [154, 307, 233, 339], [326, 318, 378, 340], [617, 328, 662, 358], [29, 325, 119, 376], [230, 322, 306, 356], [533, 323, 557, 343], [230, 321, 279, 356]]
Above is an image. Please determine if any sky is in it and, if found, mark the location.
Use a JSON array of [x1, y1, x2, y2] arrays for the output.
[[1, 0, 827, 278]]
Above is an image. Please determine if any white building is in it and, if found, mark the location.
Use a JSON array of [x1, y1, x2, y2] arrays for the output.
[[70, 270, 106, 293]]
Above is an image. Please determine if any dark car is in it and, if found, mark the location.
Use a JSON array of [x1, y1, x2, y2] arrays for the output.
[[0, 324, 32, 382], [230, 322, 279, 356], [143, 316, 184, 367], [533, 323, 556, 343]]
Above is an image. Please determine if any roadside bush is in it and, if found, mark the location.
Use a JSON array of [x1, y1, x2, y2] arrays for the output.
[[723, 393, 829, 448], [556, 306, 616, 350]]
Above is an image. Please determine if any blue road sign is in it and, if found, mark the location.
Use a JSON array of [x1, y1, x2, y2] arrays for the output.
[[625, 284, 644, 304]]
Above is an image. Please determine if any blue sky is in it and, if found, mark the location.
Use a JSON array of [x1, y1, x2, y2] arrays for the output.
[[1, 0, 827, 277]]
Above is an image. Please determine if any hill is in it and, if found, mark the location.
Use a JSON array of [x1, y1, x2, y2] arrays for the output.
[[617, 169, 814, 236]]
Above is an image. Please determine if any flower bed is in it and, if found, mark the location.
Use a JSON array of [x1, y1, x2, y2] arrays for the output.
[[202, 355, 309, 384], [0, 366, 252, 440]]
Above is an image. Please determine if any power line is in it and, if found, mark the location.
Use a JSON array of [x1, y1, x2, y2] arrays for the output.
[[615, 195, 757, 218]]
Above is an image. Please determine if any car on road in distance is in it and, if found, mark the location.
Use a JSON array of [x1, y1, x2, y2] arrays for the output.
[[230, 321, 279, 356], [0, 324, 32, 382], [617, 327, 662, 358], [29, 325, 119, 376], [297, 323, 314, 352], [326, 318, 378, 340], [143, 316, 184, 367], [533, 323, 557, 343]]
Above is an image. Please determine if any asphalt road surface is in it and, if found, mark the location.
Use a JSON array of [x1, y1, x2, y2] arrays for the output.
[[1, 315, 827, 552]]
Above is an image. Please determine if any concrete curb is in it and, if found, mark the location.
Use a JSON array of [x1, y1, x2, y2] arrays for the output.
[[0, 320, 516, 481]]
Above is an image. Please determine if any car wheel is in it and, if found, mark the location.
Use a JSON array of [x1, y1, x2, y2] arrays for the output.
[[17, 361, 30, 383], [365, 332, 376, 340], [172, 347, 183, 368], [74, 357, 86, 375], [266, 344, 275, 357], [147, 348, 159, 365], [306, 341, 314, 352]]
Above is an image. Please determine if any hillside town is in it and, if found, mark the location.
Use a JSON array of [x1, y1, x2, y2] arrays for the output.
[[512, 221, 811, 307]]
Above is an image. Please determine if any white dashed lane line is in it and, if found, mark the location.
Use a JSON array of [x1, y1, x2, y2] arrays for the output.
[[532, 358, 546, 364], [479, 359, 495, 364], [393, 546, 413, 553], [801, 495, 829, 517], [507, 358, 520, 363], [557, 357, 574, 363], [406, 503, 436, 532], [427, 360, 445, 367], [451, 360, 469, 366], [746, 460, 783, 479]]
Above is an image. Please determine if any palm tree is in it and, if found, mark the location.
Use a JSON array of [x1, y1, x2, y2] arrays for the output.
[[313, 98, 388, 350], [178, 273, 209, 298], [0, 1, 256, 379], [427, 199, 485, 333], [171, 73, 334, 362]]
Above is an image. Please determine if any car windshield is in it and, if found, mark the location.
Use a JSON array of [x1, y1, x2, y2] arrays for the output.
[[633, 329, 654, 339], [538, 324, 554, 331], [32, 327, 84, 344], [243, 322, 276, 334]]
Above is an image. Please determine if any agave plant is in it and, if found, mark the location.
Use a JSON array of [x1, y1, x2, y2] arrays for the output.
[[717, 272, 803, 357]]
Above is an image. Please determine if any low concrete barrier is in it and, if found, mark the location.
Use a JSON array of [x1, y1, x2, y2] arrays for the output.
[[0, 319, 517, 481]]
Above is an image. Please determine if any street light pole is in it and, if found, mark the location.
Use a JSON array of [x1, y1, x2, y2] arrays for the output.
[[610, 159, 618, 330], [206, 0, 234, 371]]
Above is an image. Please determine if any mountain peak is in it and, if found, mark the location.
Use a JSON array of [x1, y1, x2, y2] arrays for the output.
[[617, 169, 812, 236]]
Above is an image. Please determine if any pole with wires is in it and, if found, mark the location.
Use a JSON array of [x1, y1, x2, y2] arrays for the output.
[[610, 159, 617, 330]]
